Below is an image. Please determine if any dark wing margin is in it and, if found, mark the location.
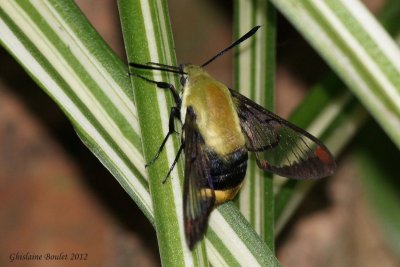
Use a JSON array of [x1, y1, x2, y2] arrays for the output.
[[183, 107, 215, 249], [229, 88, 336, 179]]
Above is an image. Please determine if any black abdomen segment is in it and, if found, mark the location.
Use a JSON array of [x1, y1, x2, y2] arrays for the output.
[[208, 148, 248, 190]]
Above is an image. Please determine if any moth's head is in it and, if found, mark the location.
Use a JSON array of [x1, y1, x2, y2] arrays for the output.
[[180, 64, 209, 86]]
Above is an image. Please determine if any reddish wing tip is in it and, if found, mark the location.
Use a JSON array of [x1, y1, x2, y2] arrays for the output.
[[314, 146, 334, 165]]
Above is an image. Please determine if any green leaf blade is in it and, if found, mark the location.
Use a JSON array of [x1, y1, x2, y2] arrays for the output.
[[270, 0, 400, 149]]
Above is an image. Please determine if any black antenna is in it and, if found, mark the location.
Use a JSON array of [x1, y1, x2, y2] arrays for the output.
[[201, 25, 261, 67], [129, 62, 185, 75], [146, 62, 180, 70]]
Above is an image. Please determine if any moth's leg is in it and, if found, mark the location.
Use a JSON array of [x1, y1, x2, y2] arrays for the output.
[[133, 74, 181, 107], [162, 142, 184, 184], [146, 107, 181, 167], [130, 72, 183, 179]]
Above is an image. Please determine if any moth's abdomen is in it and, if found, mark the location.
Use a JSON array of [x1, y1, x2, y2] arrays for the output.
[[207, 148, 248, 205]]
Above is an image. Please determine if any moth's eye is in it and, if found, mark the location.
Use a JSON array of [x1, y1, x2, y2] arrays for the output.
[[180, 76, 188, 86]]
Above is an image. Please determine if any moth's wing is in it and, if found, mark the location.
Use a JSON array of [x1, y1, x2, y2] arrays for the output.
[[183, 107, 215, 249], [229, 89, 336, 179]]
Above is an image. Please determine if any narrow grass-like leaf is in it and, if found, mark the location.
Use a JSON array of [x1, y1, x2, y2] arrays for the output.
[[118, 0, 191, 265], [274, 0, 400, 233], [208, 203, 280, 267], [234, 0, 276, 250], [269, 0, 400, 149], [1, 1, 281, 265], [0, 0, 153, 220]]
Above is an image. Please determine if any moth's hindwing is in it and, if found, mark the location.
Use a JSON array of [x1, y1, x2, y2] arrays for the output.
[[229, 88, 336, 179]]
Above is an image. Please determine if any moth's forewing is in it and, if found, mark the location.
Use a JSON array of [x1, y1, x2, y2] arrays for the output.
[[229, 89, 336, 179], [183, 107, 215, 249]]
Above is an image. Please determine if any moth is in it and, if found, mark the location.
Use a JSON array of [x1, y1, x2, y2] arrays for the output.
[[129, 26, 336, 249]]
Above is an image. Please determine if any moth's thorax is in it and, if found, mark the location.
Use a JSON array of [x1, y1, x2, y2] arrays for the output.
[[181, 65, 245, 156]]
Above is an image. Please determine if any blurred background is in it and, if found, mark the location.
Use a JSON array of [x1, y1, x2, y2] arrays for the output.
[[0, 0, 399, 266]]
